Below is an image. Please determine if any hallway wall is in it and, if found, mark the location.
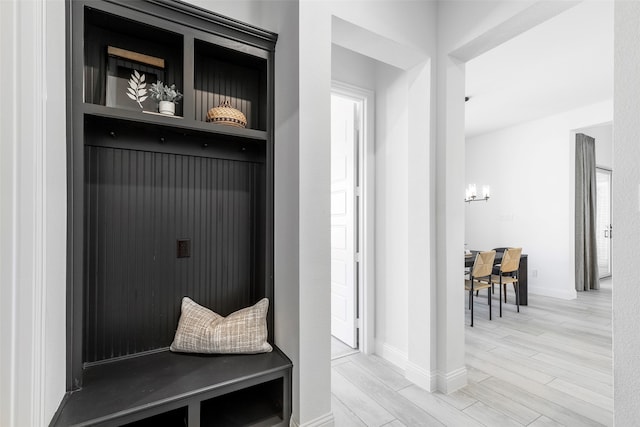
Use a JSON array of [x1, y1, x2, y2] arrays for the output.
[[613, 1, 640, 422]]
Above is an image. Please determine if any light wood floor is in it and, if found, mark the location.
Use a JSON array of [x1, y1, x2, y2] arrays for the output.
[[331, 279, 612, 426]]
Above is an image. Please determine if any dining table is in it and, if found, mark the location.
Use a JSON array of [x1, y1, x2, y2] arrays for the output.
[[465, 250, 528, 305]]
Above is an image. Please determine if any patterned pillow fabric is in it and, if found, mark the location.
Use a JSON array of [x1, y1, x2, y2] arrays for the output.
[[170, 297, 272, 354]]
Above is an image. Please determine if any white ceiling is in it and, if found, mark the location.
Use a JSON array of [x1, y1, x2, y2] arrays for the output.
[[465, 1, 613, 138]]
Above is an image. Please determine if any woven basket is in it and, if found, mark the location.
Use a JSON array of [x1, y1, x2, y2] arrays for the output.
[[206, 100, 247, 128]]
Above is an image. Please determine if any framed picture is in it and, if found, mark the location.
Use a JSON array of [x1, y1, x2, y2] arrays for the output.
[[106, 46, 165, 112]]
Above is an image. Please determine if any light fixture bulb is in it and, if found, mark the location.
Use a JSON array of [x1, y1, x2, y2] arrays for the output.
[[482, 185, 490, 198]]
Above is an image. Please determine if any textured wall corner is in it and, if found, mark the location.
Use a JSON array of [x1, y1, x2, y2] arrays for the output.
[[613, 1, 640, 423]]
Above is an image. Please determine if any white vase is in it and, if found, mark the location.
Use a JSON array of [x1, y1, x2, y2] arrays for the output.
[[159, 101, 175, 116]]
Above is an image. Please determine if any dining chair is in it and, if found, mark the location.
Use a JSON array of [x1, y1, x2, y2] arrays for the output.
[[464, 250, 496, 327], [491, 247, 509, 276], [474, 247, 509, 297], [490, 247, 522, 317]]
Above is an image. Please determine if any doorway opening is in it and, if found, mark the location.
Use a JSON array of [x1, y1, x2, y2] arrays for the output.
[[330, 82, 374, 360], [596, 167, 612, 279], [574, 122, 614, 285]]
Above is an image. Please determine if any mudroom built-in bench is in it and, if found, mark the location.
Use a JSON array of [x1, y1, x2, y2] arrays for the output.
[[52, 349, 292, 426], [54, 1, 291, 425]]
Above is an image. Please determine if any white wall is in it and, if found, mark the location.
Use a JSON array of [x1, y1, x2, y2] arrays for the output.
[[332, 45, 415, 366], [329, 4, 437, 394], [374, 63, 411, 362], [43, 1, 68, 418], [298, 2, 333, 424], [465, 101, 612, 300], [331, 43, 435, 390], [304, 0, 436, 419], [0, 0, 67, 425], [331, 45, 377, 91], [613, 1, 640, 422], [300, 1, 438, 418]]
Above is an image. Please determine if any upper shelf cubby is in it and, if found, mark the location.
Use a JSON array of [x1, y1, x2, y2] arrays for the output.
[[83, 6, 184, 116], [80, 1, 274, 135], [194, 39, 268, 131]]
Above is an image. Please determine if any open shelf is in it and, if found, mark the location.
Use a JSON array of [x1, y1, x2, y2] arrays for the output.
[[82, 3, 269, 133], [83, 5, 184, 116], [194, 39, 268, 130], [200, 378, 284, 426], [83, 103, 268, 143]]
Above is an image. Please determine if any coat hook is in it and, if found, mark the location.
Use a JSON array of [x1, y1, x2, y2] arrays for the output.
[[159, 137, 166, 144], [109, 131, 116, 138]]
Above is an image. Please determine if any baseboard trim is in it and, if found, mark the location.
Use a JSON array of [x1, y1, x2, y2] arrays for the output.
[[375, 342, 408, 370], [529, 286, 576, 300], [290, 412, 334, 427], [405, 361, 436, 392], [435, 366, 467, 394], [48, 392, 71, 427]]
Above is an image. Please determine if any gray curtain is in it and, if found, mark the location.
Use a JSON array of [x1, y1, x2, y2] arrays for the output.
[[575, 133, 600, 291]]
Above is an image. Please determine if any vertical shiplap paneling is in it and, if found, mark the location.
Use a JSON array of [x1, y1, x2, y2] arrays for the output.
[[193, 44, 263, 130], [84, 146, 261, 363]]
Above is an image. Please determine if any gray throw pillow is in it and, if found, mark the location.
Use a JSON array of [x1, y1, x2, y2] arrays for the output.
[[170, 297, 272, 354]]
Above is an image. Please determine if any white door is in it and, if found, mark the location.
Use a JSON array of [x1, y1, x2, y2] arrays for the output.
[[596, 168, 612, 278], [330, 94, 358, 348]]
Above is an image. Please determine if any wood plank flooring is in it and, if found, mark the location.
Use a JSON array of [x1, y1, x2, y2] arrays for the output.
[[331, 280, 612, 426]]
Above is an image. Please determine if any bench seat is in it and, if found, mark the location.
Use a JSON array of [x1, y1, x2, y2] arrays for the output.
[[52, 346, 292, 427]]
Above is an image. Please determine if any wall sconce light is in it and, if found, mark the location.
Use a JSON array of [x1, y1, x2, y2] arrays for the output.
[[465, 184, 490, 203]]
